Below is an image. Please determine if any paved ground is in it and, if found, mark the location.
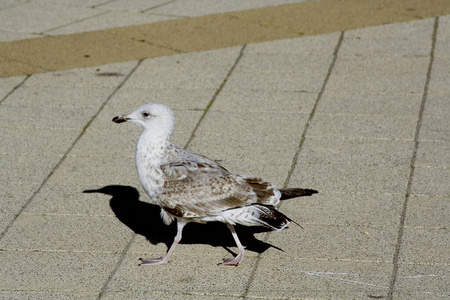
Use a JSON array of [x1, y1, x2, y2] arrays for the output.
[[1, 0, 449, 299]]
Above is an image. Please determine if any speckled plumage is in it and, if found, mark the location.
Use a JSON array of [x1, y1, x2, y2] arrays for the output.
[[113, 103, 317, 266]]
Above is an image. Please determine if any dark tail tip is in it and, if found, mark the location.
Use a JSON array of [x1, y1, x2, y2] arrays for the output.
[[279, 188, 318, 200]]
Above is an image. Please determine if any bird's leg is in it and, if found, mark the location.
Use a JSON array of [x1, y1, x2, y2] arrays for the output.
[[222, 223, 246, 266], [139, 220, 186, 266]]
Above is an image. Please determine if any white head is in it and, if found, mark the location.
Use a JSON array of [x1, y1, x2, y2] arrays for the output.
[[113, 103, 175, 138]]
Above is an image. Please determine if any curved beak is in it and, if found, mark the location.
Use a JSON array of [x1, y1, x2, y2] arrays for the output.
[[112, 116, 130, 124]]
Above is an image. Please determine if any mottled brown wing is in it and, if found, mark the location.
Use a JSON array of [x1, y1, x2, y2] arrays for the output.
[[160, 161, 257, 218]]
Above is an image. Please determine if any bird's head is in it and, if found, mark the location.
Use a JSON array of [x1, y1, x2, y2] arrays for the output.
[[112, 103, 176, 136]]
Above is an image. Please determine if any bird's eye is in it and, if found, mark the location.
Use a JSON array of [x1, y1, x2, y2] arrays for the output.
[[142, 112, 150, 118]]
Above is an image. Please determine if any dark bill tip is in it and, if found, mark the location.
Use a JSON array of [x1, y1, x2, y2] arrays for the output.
[[112, 116, 129, 123]]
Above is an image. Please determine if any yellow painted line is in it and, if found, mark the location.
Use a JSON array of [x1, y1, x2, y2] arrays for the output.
[[1, 0, 449, 78]]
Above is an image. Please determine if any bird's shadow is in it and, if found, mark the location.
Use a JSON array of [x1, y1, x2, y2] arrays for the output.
[[83, 185, 279, 255]]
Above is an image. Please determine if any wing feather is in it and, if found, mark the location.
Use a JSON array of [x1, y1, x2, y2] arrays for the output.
[[160, 161, 257, 218]]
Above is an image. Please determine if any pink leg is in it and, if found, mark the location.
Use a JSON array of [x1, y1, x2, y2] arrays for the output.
[[222, 223, 245, 266], [140, 220, 186, 266]]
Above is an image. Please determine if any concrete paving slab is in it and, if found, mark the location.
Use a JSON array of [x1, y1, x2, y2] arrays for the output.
[[0, 75, 25, 100], [394, 264, 450, 298], [225, 69, 327, 92], [0, 105, 96, 129], [246, 258, 391, 299], [424, 94, 450, 119], [0, 250, 121, 292], [416, 140, 450, 167], [211, 89, 317, 113], [0, 1, 100, 33], [45, 155, 138, 187], [0, 291, 98, 300], [47, 10, 179, 36], [187, 132, 300, 163], [296, 137, 415, 165], [410, 167, 450, 197], [3, 86, 114, 108], [22, 61, 138, 88], [290, 163, 411, 194], [0, 214, 133, 252], [97, 0, 180, 13], [266, 223, 398, 262], [318, 92, 423, 116], [307, 113, 418, 140], [0, 154, 60, 183], [419, 116, 450, 142], [23, 183, 119, 215], [0, 127, 78, 155], [245, 32, 341, 54], [197, 111, 309, 136], [104, 252, 258, 296], [102, 290, 242, 300], [398, 227, 450, 264], [281, 192, 404, 227], [107, 87, 215, 110], [405, 195, 450, 228]]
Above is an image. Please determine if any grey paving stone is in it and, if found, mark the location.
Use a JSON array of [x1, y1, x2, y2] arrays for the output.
[[281, 192, 404, 227], [416, 141, 450, 167], [398, 227, 450, 265], [187, 131, 300, 164], [3, 85, 114, 108], [245, 32, 341, 54], [394, 264, 450, 297], [45, 155, 139, 187], [423, 94, 450, 119], [405, 195, 450, 228], [428, 57, 450, 94], [107, 87, 215, 110], [0, 105, 97, 129], [0, 250, 120, 292], [317, 92, 423, 116], [212, 89, 317, 112], [419, 116, 450, 142], [197, 110, 309, 136], [47, 10, 179, 35], [102, 290, 242, 300], [150, 0, 310, 17], [0, 214, 134, 252], [267, 223, 398, 262], [410, 167, 450, 197], [225, 69, 327, 92], [0, 30, 39, 42], [23, 61, 138, 88], [0, 291, 98, 300], [246, 258, 391, 299], [345, 18, 435, 40], [23, 183, 126, 215], [0, 75, 25, 100], [307, 113, 418, 140], [105, 252, 257, 296], [1, 127, 79, 155], [0, 154, 60, 183], [296, 137, 414, 165], [1, 181, 40, 215], [98, 0, 180, 13], [235, 52, 334, 73], [289, 163, 411, 194]]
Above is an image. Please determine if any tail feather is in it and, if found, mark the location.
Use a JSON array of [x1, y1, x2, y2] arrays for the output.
[[279, 188, 318, 200]]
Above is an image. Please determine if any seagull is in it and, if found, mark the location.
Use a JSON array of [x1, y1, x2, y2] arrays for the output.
[[112, 103, 317, 266]]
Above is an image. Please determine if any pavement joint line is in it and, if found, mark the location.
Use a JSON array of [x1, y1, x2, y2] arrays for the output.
[[140, 0, 178, 13], [42, 10, 110, 34], [97, 234, 136, 300], [242, 32, 345, 298], [0, 74, 29, 105], [184, 44, 247, 150], [0, 59, 143, 241], [284, 31, 345, 189], [386, 16, 439, 300]]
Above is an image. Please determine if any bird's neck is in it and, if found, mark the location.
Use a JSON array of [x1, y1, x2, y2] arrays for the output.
[[136, 130, 171, 166]]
